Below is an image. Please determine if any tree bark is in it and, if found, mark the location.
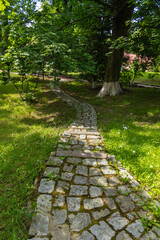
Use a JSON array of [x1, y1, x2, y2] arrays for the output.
[[7, 64, 11, 80], [97, 0, 134, 97]]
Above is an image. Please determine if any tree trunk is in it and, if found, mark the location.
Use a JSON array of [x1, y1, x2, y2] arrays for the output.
[[97, 0, 134, 97], [97, 48, 123, 97], [42, 61, 45, 81], [7, 65, 11, 80]]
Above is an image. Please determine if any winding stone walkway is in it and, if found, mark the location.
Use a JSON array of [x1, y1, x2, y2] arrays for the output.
[[28, 87, 160, 240]]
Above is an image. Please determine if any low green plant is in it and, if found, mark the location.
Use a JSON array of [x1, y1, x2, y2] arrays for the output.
[[120, 69, 133, 86], [141, 202, 160, 230], [47, 171, 61, 181], [148, 72, 159, 80], [59, 156, 66, 160], [0, 73, 40, 102], [121, 176, 130, 184]]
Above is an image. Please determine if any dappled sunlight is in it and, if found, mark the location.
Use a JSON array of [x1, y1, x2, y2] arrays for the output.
[[100, 121, 160, 198], [0, 82, 76, 238], [61, 81, 160, 199]]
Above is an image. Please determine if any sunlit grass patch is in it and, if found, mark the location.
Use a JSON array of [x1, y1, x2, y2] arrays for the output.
[[135, 71, 160, 86], [61, 81, 160, 199], [0, 80, 75, 239]]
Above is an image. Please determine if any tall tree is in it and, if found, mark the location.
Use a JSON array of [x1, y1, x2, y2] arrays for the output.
[[46, 0, 135, 96], [95, 0, 135, 97]]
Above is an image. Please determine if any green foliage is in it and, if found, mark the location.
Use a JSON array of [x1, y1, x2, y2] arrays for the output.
[[47, 171, 61, 181], [0, 0, 159, 89], [141, 201, 160, 229], [0, 0, 10, 12], [129, 0, 160, 59], [148, 72, 159, 80], [0, 73, 40, 102], [135, 72, 160, 85], [120, 69, 133, 87]]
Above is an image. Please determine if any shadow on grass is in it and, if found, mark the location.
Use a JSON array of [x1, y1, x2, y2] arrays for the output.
[[61, 81, 160, 198], [0, 82, 76, 239], [21, 88, 76, 127]]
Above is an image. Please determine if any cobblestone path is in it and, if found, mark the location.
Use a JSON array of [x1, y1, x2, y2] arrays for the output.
[[28, 87, 160, 240]]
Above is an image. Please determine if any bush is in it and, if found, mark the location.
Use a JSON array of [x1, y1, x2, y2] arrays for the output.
[[119, 69, 133, 86]]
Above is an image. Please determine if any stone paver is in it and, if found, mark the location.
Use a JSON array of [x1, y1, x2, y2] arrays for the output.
[[43, 167, 60, 177], [153, 226, 160, 237], [105, 197, 117, 210], [92, 208, 110, 220], [126, 220, 144, 238], [53, 195, 65, 207], [116, 195, 135, 212], [47, 157, 63, 166], [73, 175, 88, 185], [116, 231, 132, 240], [56, 181, 69, 193], [38, 179, 55, 194], [28, 238, 49, 240], [89, 167, 102, 176], [69, 213, 91, 231], [67, 197, 81, 212], [50, 224, 70, 240], [83, 158, 97, 166], [104, 187, 118, 196], [101, 166, 116, 175], [97, 158, 108, 166], [89, 186, 102, 197], [89, 176, 107, 186], [70, 185, 88, 196], [118, 185, 131, 194], [52, 209, 67, 225], [109, 176, 121, 186], [29, 213, 49, 236], [28, 86, 160, 240], [63, 163, 74, 172], [90, 221, 115, 240], [84, 198, 104, 210], [67, 157, 81, 164], [36, 194, 52, 212], [76, 165, 88, 176], [78, 231, 95, 240], [107, 212, 129, 230], [61, 172, 74, 181], [140, 230, 160, 240]]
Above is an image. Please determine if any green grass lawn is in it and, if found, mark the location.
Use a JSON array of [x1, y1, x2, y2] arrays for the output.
[[135, 72, 160, 86], [61, 81, 160, 200], [0, 80, 75, 239]]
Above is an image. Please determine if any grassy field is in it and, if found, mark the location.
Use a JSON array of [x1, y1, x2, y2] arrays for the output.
[[61, 81, 160, 200], [0, 79, 75, 239]]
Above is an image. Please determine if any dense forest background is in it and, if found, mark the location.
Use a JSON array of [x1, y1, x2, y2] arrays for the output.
[[0, 0, 160, 97]]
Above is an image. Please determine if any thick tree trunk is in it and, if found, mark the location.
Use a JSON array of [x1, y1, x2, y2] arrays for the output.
[[97, 0, 134, 97], [97, 48, 123, 97], [97, 81, 122, 97], [7, 67, 10, 80]]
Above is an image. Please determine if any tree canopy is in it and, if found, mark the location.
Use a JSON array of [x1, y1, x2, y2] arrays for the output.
[[0, 0, 159, 97]]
